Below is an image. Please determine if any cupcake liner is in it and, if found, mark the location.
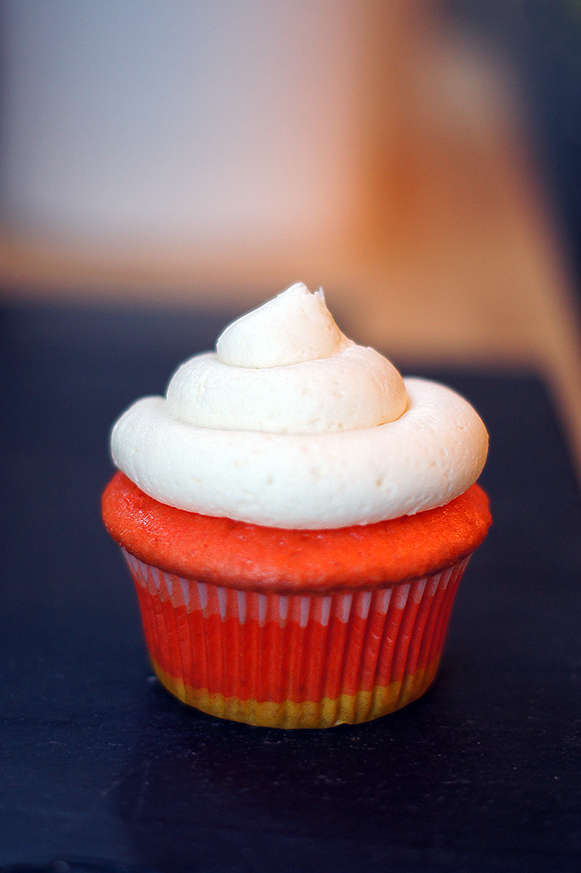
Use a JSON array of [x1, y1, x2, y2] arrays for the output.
[[121, 548, 471, 728]]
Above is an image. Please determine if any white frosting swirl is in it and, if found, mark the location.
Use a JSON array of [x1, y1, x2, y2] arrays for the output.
[[111, 283, 488, 528], [216, 282, 347, 367]]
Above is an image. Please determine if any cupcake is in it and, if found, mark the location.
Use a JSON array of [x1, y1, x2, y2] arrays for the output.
[[102, 283, 490, 728]]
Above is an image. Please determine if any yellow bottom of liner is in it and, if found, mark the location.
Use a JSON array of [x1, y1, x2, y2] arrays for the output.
[[151, 658, 441, 729]]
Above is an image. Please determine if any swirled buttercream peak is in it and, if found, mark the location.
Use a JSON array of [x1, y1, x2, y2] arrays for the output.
[[111, 284, 488, 528], [165, 283, 407, 434], [216, 282, 348, 367]]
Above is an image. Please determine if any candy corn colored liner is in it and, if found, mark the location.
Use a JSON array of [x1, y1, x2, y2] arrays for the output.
[[123, 549, 469, 729]]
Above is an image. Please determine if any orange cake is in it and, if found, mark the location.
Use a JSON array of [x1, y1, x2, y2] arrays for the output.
[[102, 283, 490, 728]]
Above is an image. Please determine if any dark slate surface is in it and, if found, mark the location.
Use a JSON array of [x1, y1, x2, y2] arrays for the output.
[[1, 300, 580, 873]]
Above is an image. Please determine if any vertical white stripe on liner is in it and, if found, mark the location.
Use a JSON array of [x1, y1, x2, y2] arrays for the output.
[[124, 550, 139, 576], [320, 596, 332, 627], [411, 577, 427, 604], [440, 567, 454, 590], [133, 557, 146, 586], [196, 581, 208, 612], [179, 577, 191, 608], [375, 588, 392, 614], [216, 586, 227, 621], [150, 566, 162, 592], [337, 593, 353, 624], [278, 594, 289, 624], [258, 593, 268, 626], [299, 596, 311, 628], [427, 573, 440, 598], [237, 590, 247, 624], [395, 582, 410, 611], [356, 590, 372, 620]]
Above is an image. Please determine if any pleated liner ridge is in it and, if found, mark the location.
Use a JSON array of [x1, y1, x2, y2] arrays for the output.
[[122, 549, 470, 729]]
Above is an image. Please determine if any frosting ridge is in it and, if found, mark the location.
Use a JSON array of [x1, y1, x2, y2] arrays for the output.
[[216, 282, 347, 367]]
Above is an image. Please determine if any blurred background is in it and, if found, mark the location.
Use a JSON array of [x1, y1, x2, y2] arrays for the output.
[[2, 0, 581, 470]]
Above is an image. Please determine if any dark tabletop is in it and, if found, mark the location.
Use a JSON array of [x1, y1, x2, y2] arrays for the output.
[[1, 299, 580, 873]]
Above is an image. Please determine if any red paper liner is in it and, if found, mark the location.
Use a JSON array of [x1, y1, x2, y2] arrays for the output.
[[121, 548, 470, 728]]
